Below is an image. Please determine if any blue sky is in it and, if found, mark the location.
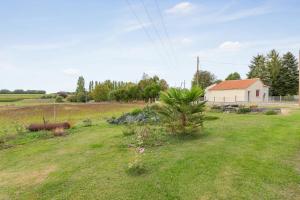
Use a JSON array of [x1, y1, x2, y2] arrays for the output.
[[0, 0, 300, 92]]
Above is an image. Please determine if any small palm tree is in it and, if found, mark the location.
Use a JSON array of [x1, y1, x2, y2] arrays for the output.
[[157, 87, 206, 135]]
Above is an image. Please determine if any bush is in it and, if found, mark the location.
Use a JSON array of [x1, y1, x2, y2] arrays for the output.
[[125, 125, 167, 147], [55, 96, 64, 103], [67, 95, 77, 102], [130, 108, 143, 116], [41, 94, 56, 99], [237, 107, 251, 114], [57, 92, 68, 98], [157, 87, 206, 135], [126, 147, 146, 176], [265, 110, 278, 115]]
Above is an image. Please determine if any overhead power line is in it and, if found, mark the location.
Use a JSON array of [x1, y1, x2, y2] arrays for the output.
[[125, 0, 170, 68], [199, 59, 249, 66], [139, 0, 175, 68], [153, 0, 178, 62]]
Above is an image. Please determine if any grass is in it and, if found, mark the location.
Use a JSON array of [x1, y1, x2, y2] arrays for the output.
[[0, 104, 300, 199], [0, 94, 43, 102], [0, 102, 144, 136]]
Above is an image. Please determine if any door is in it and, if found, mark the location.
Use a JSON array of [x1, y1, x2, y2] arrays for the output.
[[247, 91, 250, 102]]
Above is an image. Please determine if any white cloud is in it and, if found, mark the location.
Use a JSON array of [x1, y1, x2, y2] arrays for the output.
[[165, 2, 194, 15], [219, 41, 242, 51], [62, 68, 80, 76], [123, 22, 151, 33]]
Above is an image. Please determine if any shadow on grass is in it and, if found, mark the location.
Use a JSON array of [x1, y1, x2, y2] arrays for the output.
[[169, 131, 209, 143]]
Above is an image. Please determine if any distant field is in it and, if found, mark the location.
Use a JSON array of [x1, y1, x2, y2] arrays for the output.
[[0, 102, 143, 136], [0, 94, 43, 102]]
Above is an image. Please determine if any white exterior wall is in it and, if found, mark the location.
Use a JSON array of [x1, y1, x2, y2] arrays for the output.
[[245, 80, 269, 102], [205, 89, 246, 102], [204, 80, 269, 103]]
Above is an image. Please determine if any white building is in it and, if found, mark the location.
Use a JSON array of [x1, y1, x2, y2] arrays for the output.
[[205, 78, 269, 103]]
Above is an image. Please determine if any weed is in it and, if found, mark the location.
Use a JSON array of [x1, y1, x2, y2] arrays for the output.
[[82, 119, 92, 127], [126, 147, 147, 176]]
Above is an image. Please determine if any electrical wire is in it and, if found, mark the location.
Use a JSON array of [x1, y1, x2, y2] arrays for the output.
[[139, 0, 176, 68], [125, 0, 171, 68]]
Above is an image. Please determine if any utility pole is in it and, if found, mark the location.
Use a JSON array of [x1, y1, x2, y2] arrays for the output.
[[196, 56, 200, 87]]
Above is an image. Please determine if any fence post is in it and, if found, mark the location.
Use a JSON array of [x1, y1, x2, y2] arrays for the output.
[[280, 96, 282, 103]]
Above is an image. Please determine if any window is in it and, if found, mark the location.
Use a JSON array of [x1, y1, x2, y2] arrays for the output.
[[256, 90, 260, 97]]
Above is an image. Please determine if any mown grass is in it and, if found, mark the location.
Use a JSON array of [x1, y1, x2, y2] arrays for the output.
[[0, 105, 300, 199]]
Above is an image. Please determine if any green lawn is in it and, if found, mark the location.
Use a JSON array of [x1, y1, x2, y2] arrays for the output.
[[1, 105, 300, 199]]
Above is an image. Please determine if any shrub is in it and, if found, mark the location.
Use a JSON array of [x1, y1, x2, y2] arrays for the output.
[[265, 110, 278, 115], [125, 125, 167, 147], [130, 108, 143, 116], [237, 107, 251, 114], [57, 92, 68, 98], [41, 94, 56, 99], [55, 96, 64, 103], [157, 87, 206, 135], [126, 147, 146, 176], [82, 119, 92, 127], [67, 95, 77, 102]]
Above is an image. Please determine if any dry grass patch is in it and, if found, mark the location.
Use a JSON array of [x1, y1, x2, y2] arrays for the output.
[[0, 165, 56, 187]]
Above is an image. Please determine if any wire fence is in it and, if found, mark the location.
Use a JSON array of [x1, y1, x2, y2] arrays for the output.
[[204, 95, 299, 105]]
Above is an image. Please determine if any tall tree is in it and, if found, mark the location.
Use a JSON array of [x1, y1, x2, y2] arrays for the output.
[[247, 54, 271, 86], [75, 76, 86, 102], [267, 50, 282, 95], [93, 83, 110, 102], [282, 52, 299, 95], [225, 72, 241, 80], [191, 70, 216, 89]]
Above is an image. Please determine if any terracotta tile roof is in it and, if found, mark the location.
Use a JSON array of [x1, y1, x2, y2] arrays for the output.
[[209, 79, 259, 91]]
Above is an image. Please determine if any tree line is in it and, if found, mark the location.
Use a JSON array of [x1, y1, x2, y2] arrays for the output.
[[0, 89, 46, 94], [247, 50, 299, 96], [71, 73, 168, 102]]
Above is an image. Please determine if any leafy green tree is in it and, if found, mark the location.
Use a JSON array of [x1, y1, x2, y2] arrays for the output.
[[157, 87, 206, 135], [75, 76, 86, 102], [247, 54, 271, 86], [138, 75, 168, 102], [93, 84, 110, 102], [225, 72, 241, 80], [191, 70, 216, 89]]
